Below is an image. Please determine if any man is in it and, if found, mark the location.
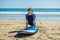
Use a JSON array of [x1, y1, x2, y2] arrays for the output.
[[25, 8, 36, 28]]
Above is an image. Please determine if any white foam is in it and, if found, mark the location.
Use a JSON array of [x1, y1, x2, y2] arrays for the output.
[[0, 12, 60, 14]]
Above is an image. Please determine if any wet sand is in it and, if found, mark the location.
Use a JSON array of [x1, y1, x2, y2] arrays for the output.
[[0, 20, 60, 40]]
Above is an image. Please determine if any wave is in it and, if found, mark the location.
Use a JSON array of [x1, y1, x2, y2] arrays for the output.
[[0, 12, 60, 14]]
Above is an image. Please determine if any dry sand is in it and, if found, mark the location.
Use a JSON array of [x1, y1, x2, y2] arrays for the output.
[[0, 20, 60, 40]]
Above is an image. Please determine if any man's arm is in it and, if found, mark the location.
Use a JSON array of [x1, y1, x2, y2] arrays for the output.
[[33, 21, 36, 28], [26, 20, 28, 28], [33, 14, 36, 28]]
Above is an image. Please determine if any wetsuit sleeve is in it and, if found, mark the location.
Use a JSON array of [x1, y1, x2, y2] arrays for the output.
[[33, 14, 36, 21]]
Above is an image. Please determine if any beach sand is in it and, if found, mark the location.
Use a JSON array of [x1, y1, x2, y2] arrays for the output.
[[0, 20, 60, 40]]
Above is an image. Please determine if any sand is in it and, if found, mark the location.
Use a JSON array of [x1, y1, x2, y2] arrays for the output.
[[0, 20, 60, 40]]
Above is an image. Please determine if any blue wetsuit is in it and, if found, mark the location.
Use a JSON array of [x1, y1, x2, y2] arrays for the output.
[[25, 14, 36, 26]]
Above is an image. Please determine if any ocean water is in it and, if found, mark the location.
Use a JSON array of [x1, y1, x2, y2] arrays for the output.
[[0, 8, 60, 12], [0, 8, 60, 20]]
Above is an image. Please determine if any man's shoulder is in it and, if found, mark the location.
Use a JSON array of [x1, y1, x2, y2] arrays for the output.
[[25, 14, 28, 16], [32, 14, 35, 16]]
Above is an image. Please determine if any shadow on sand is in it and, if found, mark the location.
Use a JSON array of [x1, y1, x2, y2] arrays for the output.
[[9, 31, 35, 38], [14, 34, 34, 38]]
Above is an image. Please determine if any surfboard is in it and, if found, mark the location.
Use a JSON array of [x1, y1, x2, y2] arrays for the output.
[[17, 26, 39, 34]]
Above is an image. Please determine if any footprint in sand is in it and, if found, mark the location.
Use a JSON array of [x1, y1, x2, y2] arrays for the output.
[[58, 28, 60, 30], [0, 39, 5, 40], [37, 36, 41, 39], [15, 39, 19, 40], [23, 38, 27, 40], [53, 38, 60, 40], [51, 28, 55, 31]]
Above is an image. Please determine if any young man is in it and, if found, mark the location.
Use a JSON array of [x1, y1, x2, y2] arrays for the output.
[[25, 8, 36, 28]]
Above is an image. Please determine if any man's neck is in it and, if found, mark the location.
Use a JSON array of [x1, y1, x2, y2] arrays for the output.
[[28, 13, 32, 15]]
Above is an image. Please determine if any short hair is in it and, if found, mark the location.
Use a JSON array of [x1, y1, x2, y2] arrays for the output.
[[27, 8, 33, 12]]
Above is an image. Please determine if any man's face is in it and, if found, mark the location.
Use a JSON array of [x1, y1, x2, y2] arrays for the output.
[[28, 10, 32, 14]]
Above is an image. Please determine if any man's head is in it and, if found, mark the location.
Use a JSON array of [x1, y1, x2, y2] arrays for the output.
[[27, 8, 33, 14]]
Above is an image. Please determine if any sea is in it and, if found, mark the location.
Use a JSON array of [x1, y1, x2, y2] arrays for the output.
[[0, 8, 60, 21]]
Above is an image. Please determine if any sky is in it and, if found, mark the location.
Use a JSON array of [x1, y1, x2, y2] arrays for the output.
[[0, 0, 60, 8]]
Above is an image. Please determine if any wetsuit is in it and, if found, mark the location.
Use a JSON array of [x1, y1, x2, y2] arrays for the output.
[[25, 14, 36, 26]]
